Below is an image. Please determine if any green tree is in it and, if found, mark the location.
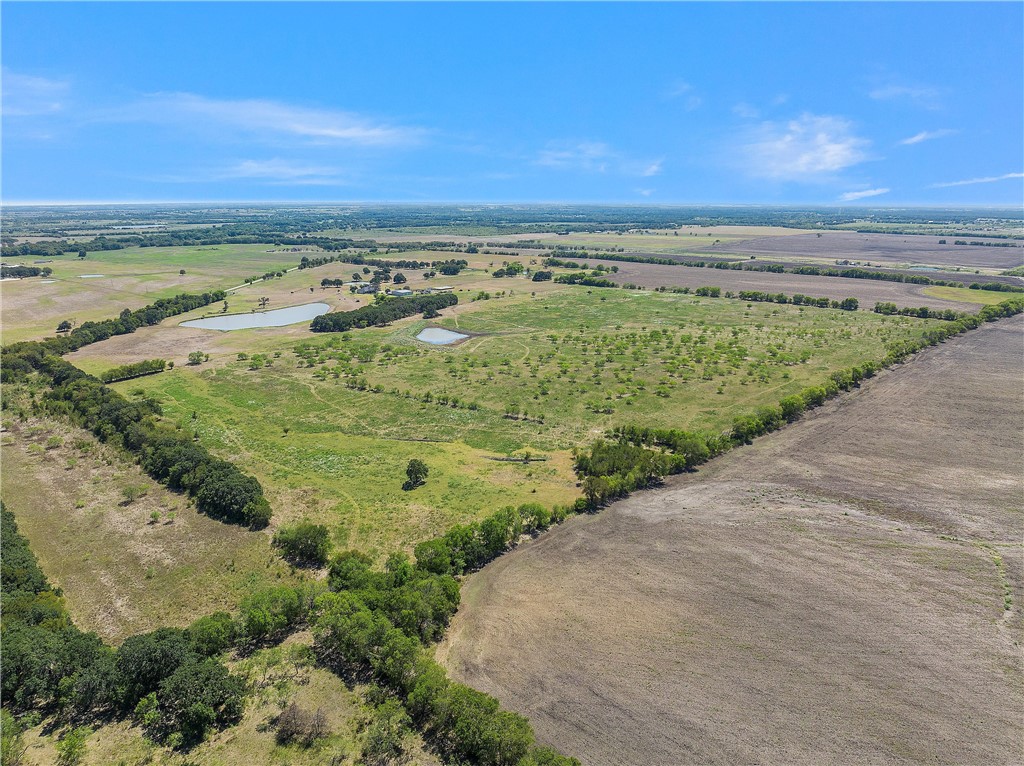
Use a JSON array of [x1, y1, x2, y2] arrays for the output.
[[404, 459, 428, 490], [187, 351, 204, 365], [155, 659, 245, 745], [272, 522, 332, 566], [55, 727, 90, 766]]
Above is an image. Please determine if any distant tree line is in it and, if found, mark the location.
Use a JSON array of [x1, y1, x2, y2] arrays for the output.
[[310, 293, 458, 333], [873, 303, 965, 320], [99, 358, 167, 383], [553, 273, 617, 287], [544, 251, 1024, 293], [1, 264, 52, 278]]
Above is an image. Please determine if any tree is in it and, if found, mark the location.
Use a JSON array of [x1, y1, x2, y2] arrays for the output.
[[55, 727, 90, 766], [57, 320, 73, 334], [393, 272, 408, 284], [404, 459, 428, 490], [1, 709, 28, 766], [187, 351, 204, 365], [156, 658, 245, 745], [272, 522, 332, 566], [77, 249, 87, 259], [179, 269, 186, 275], [258, 297, 270, 309]]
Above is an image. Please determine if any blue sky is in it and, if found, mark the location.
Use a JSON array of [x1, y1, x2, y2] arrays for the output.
[[3, 2, 1022, 205]]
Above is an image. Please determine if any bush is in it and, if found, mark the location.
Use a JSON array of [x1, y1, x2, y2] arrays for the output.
[[272, 522, 332, 566]]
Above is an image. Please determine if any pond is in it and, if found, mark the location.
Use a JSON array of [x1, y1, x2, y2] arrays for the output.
[[79, 274, 106, 278], [180, 302, 330, 331], [416, 327, 469, 345]]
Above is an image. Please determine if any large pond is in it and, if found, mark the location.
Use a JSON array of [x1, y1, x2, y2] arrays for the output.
[[181, 302, 330, 331], [416, 327, 469, 345]]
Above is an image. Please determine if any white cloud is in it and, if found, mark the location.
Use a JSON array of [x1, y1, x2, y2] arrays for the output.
[[535, 142, 664, 179], [666, 81, 693, 98], [635, 188, 654, 197], [741, 113, 870, 180], [641, 160, 663, 177], [869, 83, 942, 109], [536, 141, 613, 173], [106, 92, 421, 146], [2, 70, 69, 116], [839, 188, 890, 202], [151, 158, 348, 186], [732, 102, 760, 120], [930, 172, 1024, 188], [899, 129, 956, 145]]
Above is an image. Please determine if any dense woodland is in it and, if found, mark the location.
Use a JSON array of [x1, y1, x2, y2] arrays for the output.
[[311, 293, 459, 332]]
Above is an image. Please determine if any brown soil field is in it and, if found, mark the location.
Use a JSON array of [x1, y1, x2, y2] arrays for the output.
[[441, 316, 1024, 765], [712, 231, 1024, 271], [598, 259, 989, 311]]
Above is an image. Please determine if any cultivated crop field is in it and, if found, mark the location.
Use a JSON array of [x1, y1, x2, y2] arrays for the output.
[[441, 316, 1024, 765], [713, 230, 1024, 271], [595, 259, 994, 310]]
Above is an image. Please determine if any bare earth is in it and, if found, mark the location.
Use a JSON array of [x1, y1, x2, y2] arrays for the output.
[[441, 316, 1024, 765], [712, 231, 1024, 271], [594, 258, 989, 311]]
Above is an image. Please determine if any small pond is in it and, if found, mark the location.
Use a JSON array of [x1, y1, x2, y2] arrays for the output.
[[180, 302, 330, 331], [79, 274, 106, 278], [416, 327, 469, 345], [40, 279, 57, 284]]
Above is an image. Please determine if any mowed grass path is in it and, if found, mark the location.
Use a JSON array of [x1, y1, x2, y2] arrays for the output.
[[120, 287, 941, 556]]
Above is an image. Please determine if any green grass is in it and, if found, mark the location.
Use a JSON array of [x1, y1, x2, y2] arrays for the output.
[[118, 287, 942, 555], [922, 285, 1013, 305]]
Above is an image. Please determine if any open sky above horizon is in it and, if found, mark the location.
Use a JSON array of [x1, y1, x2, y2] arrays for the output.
[[3, 2, 1022, 206]]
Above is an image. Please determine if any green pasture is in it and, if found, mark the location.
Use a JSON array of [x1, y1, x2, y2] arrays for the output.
[[922, 285, 1011, 305], [118, 287, 941, 555]]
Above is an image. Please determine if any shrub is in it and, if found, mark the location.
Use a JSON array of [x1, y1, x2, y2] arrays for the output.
[[272, 522, 332, 566]]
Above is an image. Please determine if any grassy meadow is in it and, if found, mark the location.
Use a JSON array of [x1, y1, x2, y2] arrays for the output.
[[111, 286, 942, 555]]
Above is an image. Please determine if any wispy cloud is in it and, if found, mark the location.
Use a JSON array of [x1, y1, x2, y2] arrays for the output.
[[869, 83, 942, 109], [666, 80, 702, 110], [150, 158, 349, 186], [641, 160, 664, 177], [732, 102, 760, 120], [899, 129, 956, 145], [740, 113, 871, 180], [839, 187, 890, 202], [536, 141, 614, 172], [535, 142, 665, 179], [635, 188, 654, 197], [930, 172, 1024, 188], [666, 80, 693, 98], [105, 92, 422, 146], [2, 69, 69, 116]]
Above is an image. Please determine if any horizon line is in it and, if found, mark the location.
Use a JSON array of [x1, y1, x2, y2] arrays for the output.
[[2, 199, 1023, 211]]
